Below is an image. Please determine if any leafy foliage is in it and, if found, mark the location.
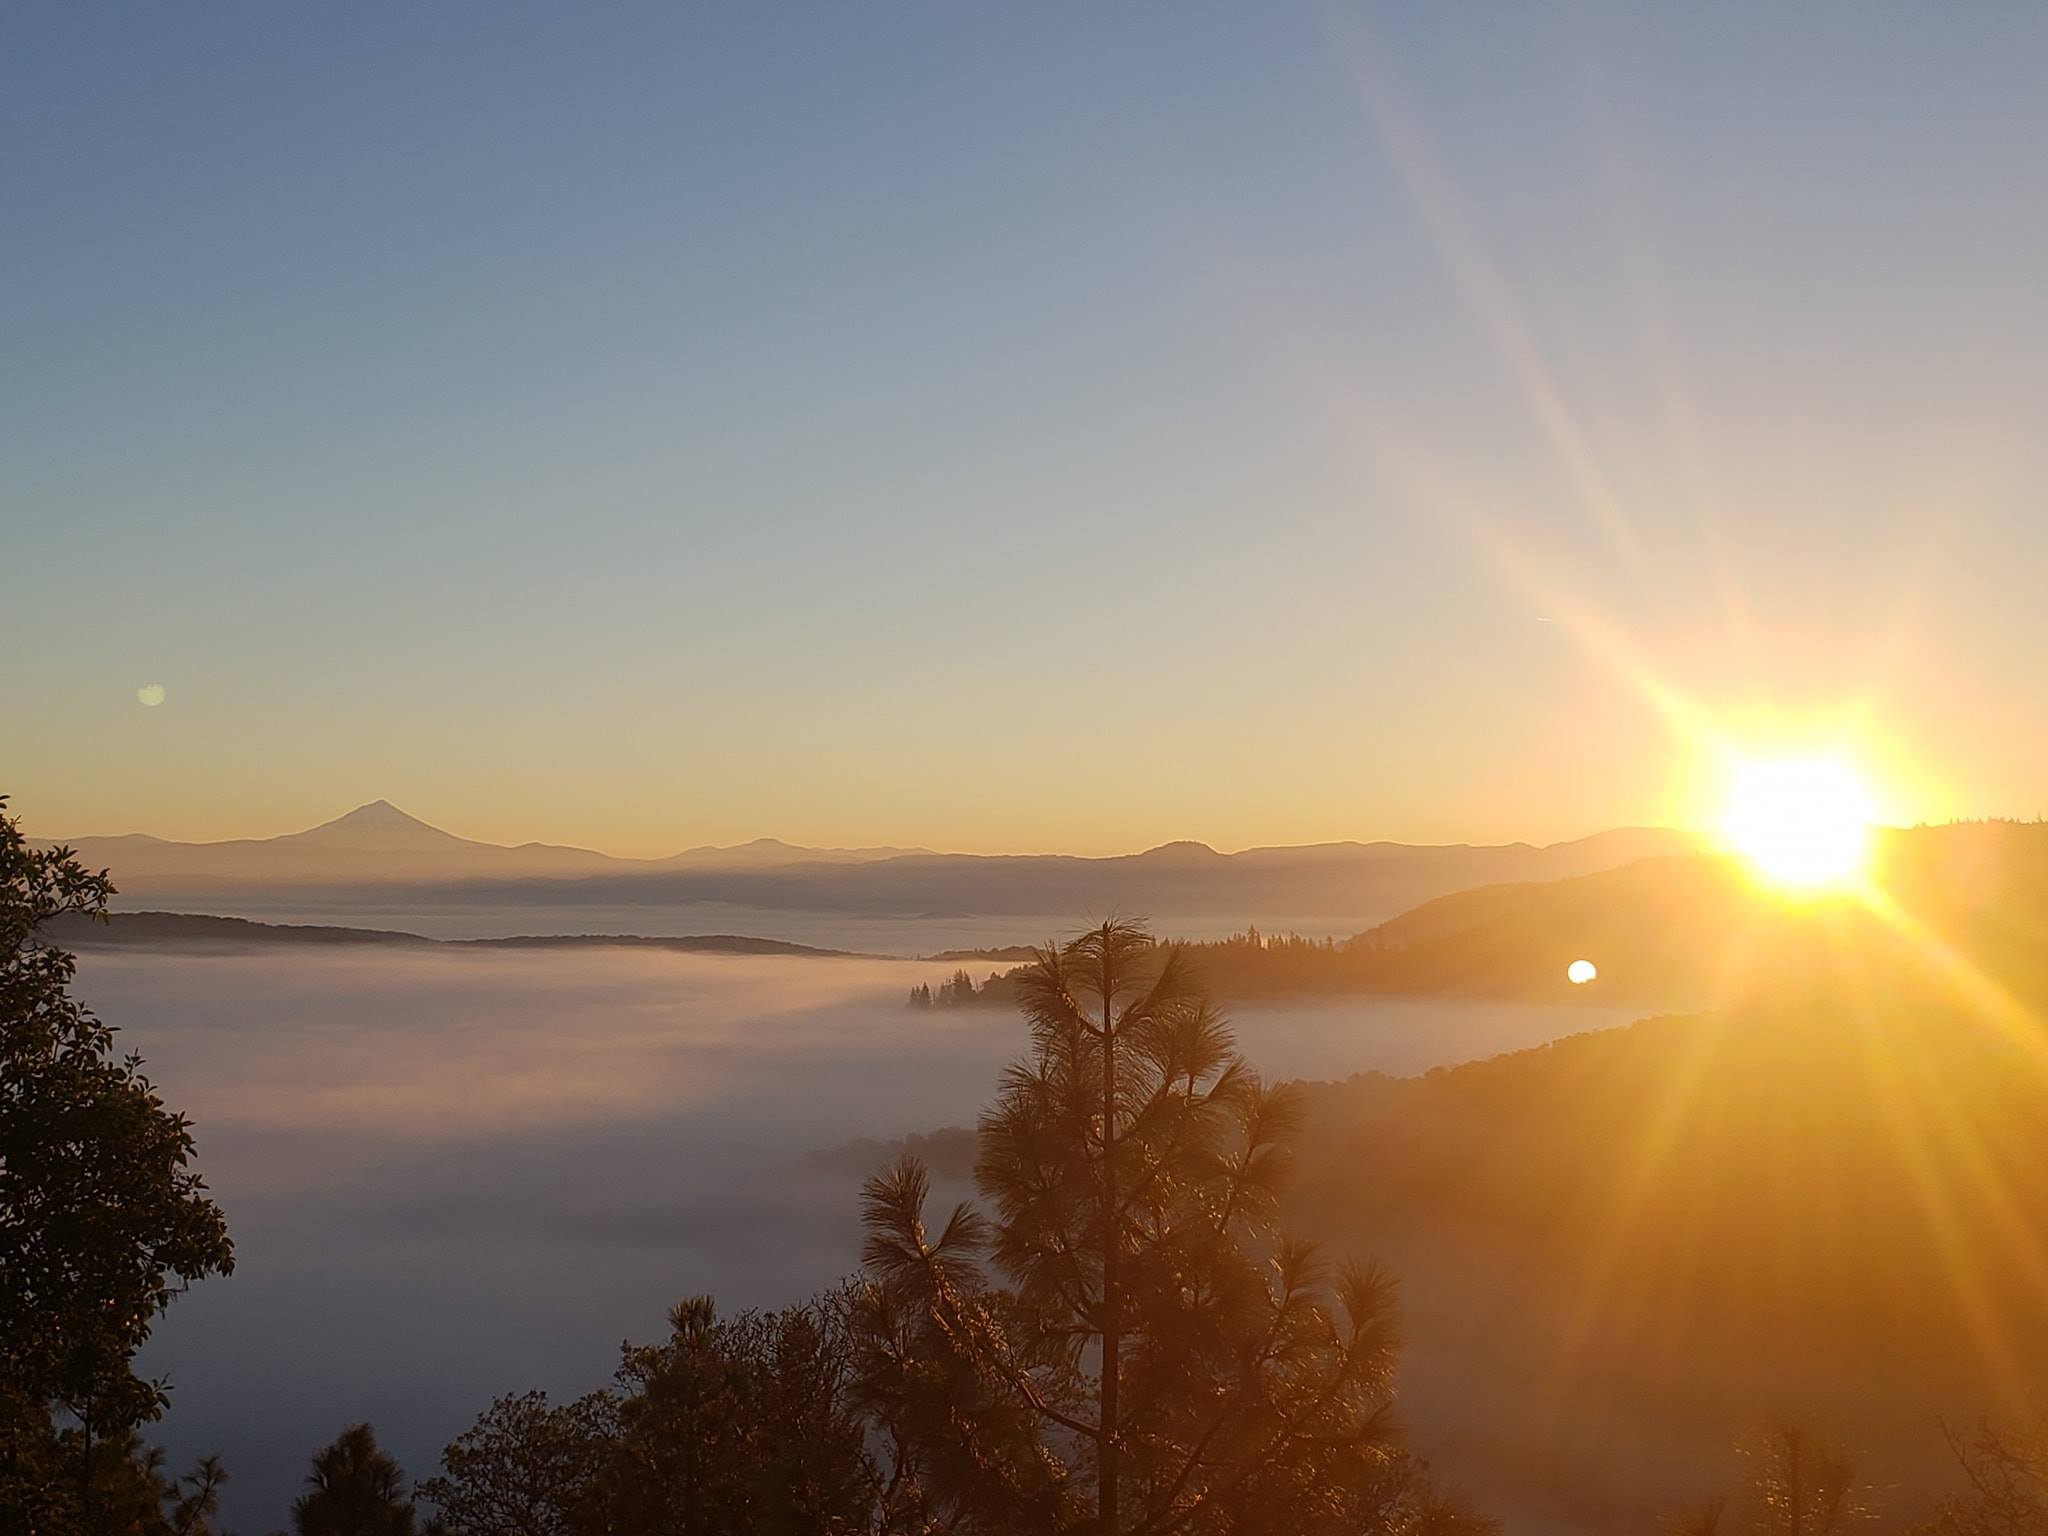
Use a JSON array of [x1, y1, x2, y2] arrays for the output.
[[422, 1295, 876, 1536], [603, 1292, 875, 1535], [419, 1389, 615, 1536], [0, 1395, 228, 1536], [0, 796, 234, 1532]]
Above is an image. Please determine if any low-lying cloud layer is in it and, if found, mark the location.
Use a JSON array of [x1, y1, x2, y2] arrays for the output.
[[73, 947, 1632, 1528]]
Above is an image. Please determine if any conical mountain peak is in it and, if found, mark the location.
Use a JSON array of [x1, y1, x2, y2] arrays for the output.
[[294, 800, 470, 850]]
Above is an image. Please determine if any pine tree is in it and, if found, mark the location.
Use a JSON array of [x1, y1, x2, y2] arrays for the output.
[[292, 1424, 418, 1536], [852, 919, 1487, 1535]]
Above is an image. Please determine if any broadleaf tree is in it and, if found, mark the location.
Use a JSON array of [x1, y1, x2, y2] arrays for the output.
[[0, 795, 234, 1531]]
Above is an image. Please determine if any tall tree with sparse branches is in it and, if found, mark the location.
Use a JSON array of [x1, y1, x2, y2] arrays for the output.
[[853, 918, 1489, 1536]]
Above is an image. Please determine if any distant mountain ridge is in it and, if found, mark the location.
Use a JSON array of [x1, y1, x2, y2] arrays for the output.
[[35, 802, 1708, 932], [33, 801, 933, 885], [447, 826, 1704, 924], [655, 835, 930, 869]]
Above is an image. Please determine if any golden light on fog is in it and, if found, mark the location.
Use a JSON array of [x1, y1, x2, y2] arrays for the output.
[[1566, 958, 1597, 985], [1722, 755, 1875, 889], [136, 683, 166, 707]]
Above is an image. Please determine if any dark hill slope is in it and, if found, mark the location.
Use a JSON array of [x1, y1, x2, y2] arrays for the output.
[[1170, 821, 2048, 1012], [1288, 984, 2048, 1531]]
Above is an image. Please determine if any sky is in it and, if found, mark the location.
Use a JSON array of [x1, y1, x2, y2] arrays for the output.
[[5, 4, 2046, 856]]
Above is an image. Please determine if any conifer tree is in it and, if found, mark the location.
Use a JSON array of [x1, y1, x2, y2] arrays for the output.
[[603, 1294, 875, 1536], [292, 1424, 418, 1536], [853, 919, 1487, 1535]]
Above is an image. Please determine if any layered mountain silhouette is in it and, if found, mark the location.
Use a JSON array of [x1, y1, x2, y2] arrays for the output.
[[655, 835, 931, 869], [38, 801, 929, 887], [1366, 818, 2048, 1005], [1168, 818, 2048, 1012], [515, 828, 1705, 923], [40, 801, 1704, 927]]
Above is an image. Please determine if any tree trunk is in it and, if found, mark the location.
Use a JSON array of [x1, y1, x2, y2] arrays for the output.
[[80, 1396, 92, 1536], [1098, 969, 1120, 1536]]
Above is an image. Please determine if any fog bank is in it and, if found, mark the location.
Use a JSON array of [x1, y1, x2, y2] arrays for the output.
[[73, 947, 1636, 1527]]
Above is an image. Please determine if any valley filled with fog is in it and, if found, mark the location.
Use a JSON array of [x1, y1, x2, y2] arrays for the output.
[[75, 944, 1638, 1526], [103, 896, 1385, 954]]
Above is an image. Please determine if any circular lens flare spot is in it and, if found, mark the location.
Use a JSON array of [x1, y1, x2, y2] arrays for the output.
[[136, 683, 166, 707], [1722, 755, 1874, 888], [1566, 958, 1597, 985]]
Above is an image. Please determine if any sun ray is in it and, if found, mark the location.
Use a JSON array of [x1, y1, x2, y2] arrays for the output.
[[1326, 15, 1648, 574], [1841, 1014, 2035, 1408]]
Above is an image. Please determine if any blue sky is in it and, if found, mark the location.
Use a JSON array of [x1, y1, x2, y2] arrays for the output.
[[6, 5, 2046, 851]]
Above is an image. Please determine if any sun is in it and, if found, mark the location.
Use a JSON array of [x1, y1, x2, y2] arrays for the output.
[[1721, 755, 1876, 889]]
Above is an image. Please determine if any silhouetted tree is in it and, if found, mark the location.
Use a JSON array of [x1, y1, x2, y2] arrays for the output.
[[599, 1293, 874, 1535], [851, 918, 1490, 1534], [292, 1424, 419, 1536], [0, 1422, 229, 1536], [1668, 1423, 1872, 1535], [0, 797, 234, 1532], [160, 1451, 228, 1536], [1910, 1412, 2048, 1535], [420, 1390, 615, 1536], [1736, 1423, 1870, 1535], [415, 920, 1496, 1534]]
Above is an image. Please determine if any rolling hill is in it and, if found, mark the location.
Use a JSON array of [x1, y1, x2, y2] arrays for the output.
[[1285, 977, 2048, 1532], [1150, 820, 2048, 1016]]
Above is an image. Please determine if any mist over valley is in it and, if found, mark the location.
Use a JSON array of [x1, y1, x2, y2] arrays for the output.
[[74, 943, 1642, 1527]]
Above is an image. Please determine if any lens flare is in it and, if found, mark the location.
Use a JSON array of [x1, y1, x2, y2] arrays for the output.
[[1722, 756, 1875, 889]]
